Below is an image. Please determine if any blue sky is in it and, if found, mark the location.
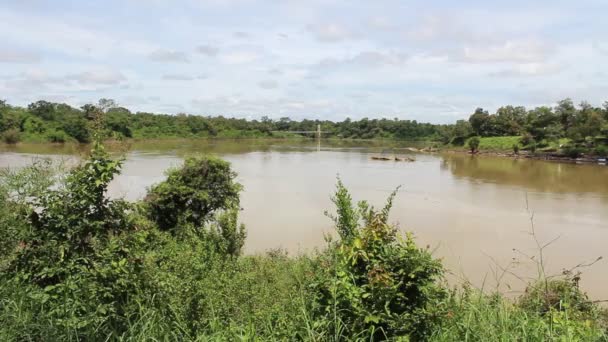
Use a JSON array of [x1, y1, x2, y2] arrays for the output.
[[0, 0, 606, 123]]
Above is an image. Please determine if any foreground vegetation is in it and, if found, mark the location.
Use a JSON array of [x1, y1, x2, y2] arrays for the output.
[[1, 123, 606, 340], [1, 98, 607, 157]]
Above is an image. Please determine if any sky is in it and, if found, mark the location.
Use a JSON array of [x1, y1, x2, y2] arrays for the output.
[[0, 0, 607, 123]]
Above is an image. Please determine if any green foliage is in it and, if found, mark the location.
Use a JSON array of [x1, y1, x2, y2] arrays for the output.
[[467, 136, 480, 153], [145, 155, 245, 255], [46, 129, 69, 143], [561, 144, 584, 158], [2, 143, 154, 333], [314, 180, 446, 340], [513, 144, 519, 154], [28, 100, 56, 121], [60, 112, 90, 143], [2, 128, 20, 144], [430, 285, 607, 341], [520, 132, 535, 146], [474, 136, 520, 151], [594, 145, 607, 157], [0, 145, 606, 340], [519, 273, 595, 317]]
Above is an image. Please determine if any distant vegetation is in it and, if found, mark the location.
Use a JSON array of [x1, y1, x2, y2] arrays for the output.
[[0, 134, 606, 340], [1, 98, 607, 156]]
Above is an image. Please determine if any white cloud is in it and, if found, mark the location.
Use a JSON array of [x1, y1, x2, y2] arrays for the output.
[[318, 51, 408, 69], [148, 49, 189, 63], [66, 68, 126, 84], [307, 23, 358, 43], [162, 74, 195, 81], [490, 63, 564, 77], [258, 80, 278, 89], [220, 50, 259, 64], [0, 49, 41, 64], [196, 44, 219, 56], [233, 31, 250, 39], [459, 40, 554, 64]]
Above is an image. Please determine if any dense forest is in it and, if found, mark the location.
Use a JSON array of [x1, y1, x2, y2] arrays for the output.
[[0, 138, 606, 340], [1, 98, 607, 156]]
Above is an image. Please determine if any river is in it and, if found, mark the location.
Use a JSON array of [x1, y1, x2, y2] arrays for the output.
[[1, 139, 607, 300]]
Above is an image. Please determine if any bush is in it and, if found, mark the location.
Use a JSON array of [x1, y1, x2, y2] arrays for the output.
[[561, 145, 584, 158], [520, 133, 535, 146], [594, 145, 607, 157], [2, 128, 20, 144], [467, 136, 480, 153], [312, 180, 446, 340], [46, 129, 69, 143], [519, 273, 594, 316], [145, 156, 245, 255], [2, 143, 155, 334], [449, 136, 466, 146], [512, 144, 519, 154]]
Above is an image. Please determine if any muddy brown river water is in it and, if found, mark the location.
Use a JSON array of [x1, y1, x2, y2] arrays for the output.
[[2, 139, 607, 300]]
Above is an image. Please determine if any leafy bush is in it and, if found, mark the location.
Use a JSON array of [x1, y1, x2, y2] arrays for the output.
[[467, 136, 480, 153], [145, 156, 245, 255], [519, 272, 595, 316], [46, 129, 69, 143], [2, 128, 20, 144], [594, 145, 607, 157], [520, 133, 535, 146], [449, 135, 466, 146], [512, 144, 519, 154], [3, 143, 155, 333], [313, 180, 446, 340], [561, 144, 584, 158]]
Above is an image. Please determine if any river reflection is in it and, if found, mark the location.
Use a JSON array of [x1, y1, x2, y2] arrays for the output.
[[1, 140, 607, 300], [441, 154, 608, 196]]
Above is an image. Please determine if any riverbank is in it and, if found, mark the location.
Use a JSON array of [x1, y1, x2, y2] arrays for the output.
[[2, 135, 607, 166]]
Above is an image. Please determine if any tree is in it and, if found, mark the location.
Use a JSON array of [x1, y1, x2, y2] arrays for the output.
[[61, 112, 90, 143], [555, 98, 576, 134], [106, 107, 132, 138], [27, 100, 55, 121], [145, 156, 243, 231], [469, 108, 490, 136], [97, 98, 117, 113], [495, 105, 525, 136], [468, 136, 480, 153]]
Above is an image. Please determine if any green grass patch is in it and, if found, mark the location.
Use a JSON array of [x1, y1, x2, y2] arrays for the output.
[[477, 136, 522, 151]]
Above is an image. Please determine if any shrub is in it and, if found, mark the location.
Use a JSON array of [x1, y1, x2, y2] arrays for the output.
[[519, 272, 594, 316], [145, 156, 245, 255], [3, 143, 154, 333], [520, 133, 535, 146], [2, 128, 20, 144], [46, 129, 69, 143], [513, 144, 519, 154], [561, 145, 583, 158], [313, 180, 446, 340], [449, 136, 466, 146], [594, 145, 607, 157], [468, 136, 480, 153]]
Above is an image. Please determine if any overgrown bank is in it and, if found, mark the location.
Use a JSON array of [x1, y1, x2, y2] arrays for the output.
[[0, 139, 606, 341]]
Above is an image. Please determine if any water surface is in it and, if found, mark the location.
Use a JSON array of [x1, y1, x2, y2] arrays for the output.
[[1, 139, 607, 299]]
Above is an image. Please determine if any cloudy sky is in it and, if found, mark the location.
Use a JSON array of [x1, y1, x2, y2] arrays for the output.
[[0, 0, 606, 123]]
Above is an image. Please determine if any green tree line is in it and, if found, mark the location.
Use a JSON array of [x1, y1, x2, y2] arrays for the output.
[[1, 98, 607, 155]]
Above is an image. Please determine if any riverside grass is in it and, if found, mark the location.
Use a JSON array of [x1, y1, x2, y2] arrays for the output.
[[0, 147, 606, 341]]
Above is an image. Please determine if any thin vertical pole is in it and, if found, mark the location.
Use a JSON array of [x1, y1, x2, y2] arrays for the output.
[[317, 124, 321, 152]]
